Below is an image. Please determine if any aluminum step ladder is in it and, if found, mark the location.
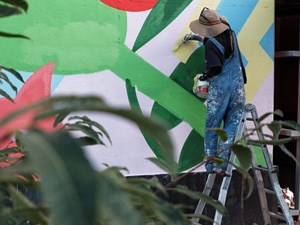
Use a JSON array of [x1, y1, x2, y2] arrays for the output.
[[191, 103, 294, 225]]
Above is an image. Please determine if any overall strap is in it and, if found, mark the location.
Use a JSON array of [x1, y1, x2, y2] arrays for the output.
[[209, 32, 247, 84], [232, 31, 247, 84]]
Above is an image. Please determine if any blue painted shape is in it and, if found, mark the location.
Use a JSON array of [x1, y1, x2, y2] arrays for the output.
[[260, 23, 274, 60], [51, 75, 64, 93], [216, 0, 258, 35], [1, 71, 64, 98], [197, 42, 204, 47]]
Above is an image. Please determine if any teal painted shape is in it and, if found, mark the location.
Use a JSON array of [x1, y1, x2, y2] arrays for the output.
[[132, 0, 192, 52], [217, 0, 258, 34], [217, 0, 258, 68], [260, 23, 274, 60], [1, 71, 64, 97]]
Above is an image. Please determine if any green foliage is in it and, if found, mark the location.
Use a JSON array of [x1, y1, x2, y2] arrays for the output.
[[207, 128, 228, 142], [0, 95, 228, 225], [1, 1, 300, 224], [1, 95, 299, 225]]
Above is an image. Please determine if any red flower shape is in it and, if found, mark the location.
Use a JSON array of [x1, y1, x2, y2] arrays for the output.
[[100, 0, 158, 12], [0, 63, 63, 168]]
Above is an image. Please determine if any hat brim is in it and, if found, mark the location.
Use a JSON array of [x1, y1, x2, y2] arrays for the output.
[[189, 19, 229, 37]]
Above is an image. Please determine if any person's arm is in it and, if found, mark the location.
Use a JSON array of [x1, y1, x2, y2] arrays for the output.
[[183, 33, 204, 43]]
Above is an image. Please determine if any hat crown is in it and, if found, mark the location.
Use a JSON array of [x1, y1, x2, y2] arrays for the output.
[[200, 9, 221, 24], [189, 7, 229, 37]]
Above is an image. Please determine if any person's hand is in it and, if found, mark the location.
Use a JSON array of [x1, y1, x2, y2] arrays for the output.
[[199, 73, 208, 81], [182, 33, 204, 43], [182, 33, 194, 43]]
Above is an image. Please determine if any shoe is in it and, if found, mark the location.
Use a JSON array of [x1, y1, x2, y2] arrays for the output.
[[207, 170, 216, 174], [212, 167, 230, 177]]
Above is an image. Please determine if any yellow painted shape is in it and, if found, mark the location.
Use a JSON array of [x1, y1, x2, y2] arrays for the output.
[[173, 0, 221, 63], [238, 0, 274, 101]]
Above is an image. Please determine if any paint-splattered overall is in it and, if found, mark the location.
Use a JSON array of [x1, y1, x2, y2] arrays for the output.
[[204, 34, 246, 172]]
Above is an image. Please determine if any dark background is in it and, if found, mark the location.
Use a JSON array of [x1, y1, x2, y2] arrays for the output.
[[274, 0, 300, 206]]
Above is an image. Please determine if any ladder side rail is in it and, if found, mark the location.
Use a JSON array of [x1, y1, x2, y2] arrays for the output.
[[213, 154, 235, 225], [248, 143, 272, 224], [270, 174, 294, 224], [249, 105, 294, 225], [249, 107, 275, 171], [243, 105, 272, 224], [192, 173, 217, 223], [213, 108, 248, 225]]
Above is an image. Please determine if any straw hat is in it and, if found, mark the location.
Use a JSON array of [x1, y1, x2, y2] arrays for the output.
[[189, 7, 229, 37]]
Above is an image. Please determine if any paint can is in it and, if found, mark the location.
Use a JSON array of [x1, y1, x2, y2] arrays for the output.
[[193, 74, 209, 98], [196, 79, 209, 98]]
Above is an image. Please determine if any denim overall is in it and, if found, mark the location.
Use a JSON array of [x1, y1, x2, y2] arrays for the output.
[[204, 33, 246, 172]]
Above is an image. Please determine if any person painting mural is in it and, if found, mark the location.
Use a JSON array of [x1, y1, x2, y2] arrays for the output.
[[183, 7, 247, 176]]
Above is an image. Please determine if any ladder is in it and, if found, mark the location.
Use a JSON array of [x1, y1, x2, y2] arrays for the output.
[[191, 103, 294, 225]]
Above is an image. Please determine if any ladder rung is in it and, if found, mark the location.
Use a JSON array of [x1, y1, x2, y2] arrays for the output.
[[248, 142, 263, 147], [253, 166, 276, 174], [269, 211, 286, 221], [253, 166, 269, 172], [264, 188, 275, 195], [289, 209, 300, 216], [246, 117, 254, 121]]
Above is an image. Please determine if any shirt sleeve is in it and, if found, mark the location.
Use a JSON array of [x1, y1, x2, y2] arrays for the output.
[[205, 39, 224, 69]]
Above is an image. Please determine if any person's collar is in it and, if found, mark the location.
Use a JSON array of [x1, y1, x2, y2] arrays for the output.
[[203, 37, 209, 44]]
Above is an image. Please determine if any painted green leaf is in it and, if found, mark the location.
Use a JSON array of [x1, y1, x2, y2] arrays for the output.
[[0, 89, 14, 102], [0, 5, 20, 17], [132, 0, 193, 52], [151, 102, 181, 128], [149, 46, 206, 129], [178, 129, 205, 172], [170, 47, 206, 91], [1, 66, 25, 83], [0, 31, 29, 39], [1, 0, 28, 12], [126, 46, 206, 170], [125, 79, 167, 160]]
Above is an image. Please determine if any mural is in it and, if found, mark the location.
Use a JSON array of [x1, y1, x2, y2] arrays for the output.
[[0, 0, 274, 175]]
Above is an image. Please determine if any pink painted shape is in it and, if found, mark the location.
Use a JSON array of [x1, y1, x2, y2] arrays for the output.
[[100, 0, 158, 12], [0, 63, 63, 168]]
